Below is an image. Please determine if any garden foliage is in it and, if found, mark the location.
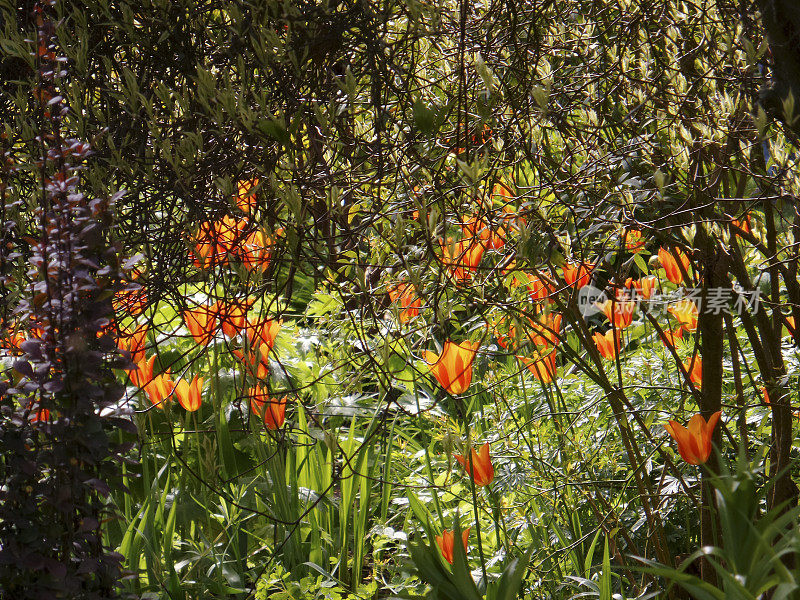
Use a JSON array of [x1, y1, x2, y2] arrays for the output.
[[3, 0, 800, 598]]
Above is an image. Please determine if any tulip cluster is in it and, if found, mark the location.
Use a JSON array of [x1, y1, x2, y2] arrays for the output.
[[234, 318, 283, 379], [191, 217, 246, 270], [191, 216, 277, 273], [461, 214, 506, 251], [181, 299, 282, 365], [492, 311, 562, 351], [437, 185, 521, 287]]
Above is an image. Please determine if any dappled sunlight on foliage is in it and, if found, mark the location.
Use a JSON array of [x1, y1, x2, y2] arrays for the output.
[[4, 0, 800, 598]]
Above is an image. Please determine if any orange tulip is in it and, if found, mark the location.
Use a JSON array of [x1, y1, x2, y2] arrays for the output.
[[191, 217, 247, 269], [244, 318, 282, 350], [527, 312, 562, 347], [113, 285, 148, 316], [562, 261, 594, 288], [238, 228, 273, 272], [183, 306, 218, 345], [624, 229, 645, 253], [441, 239, 485, 284], [490, 182, 526, 233], [436, 528, 470, 564], [216, 216, 247, 251], [388, 283, 422, 323], [233, 343, 272, 379], [454, 442, 494, 486], [664, 411, 721, 465], [494, 326, 514, 350], [235, 178, 259, 213], [0, 328, 26, 354], [191, 220, 227, 270], [593, 330, 621, 360], [597, 299, 635, 328], [659, 327, 684, 349], [191, 234, 220, 270], [786, 316, 796, 335], [494, 314, 558, 350], [731, 214, 751, 234], [460, 214, 485, 241], [625, 276, 657, 300], [249, 385, 286, 429], [527, 274, 553, 301], [424, 340, 480, 395], [658, 247, 691, 285], [145, 371, 174, 409], [492, 180, 513, 201], [760, 386, 790, 408], [518, 350, 558, 383], [492, 315, 521, 350], [214, 299, 253, 337], [668, 299, 698, 332], [450, 124, 492, 153], [117, 323, 148, 363], [30, 406, 50, 424], [461, 215, 505, 250], [175, 374, 203, 412], [684, 357, 702, 389], [128, 355, 156, 388]]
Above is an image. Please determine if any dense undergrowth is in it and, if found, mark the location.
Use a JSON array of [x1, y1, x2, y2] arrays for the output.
[[3, 0, 800, 599]]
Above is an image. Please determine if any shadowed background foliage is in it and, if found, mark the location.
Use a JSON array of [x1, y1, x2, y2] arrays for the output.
[[3, 0, 800, 598]]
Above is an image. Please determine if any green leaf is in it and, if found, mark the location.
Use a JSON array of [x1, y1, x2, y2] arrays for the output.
[[583, 528, 603, 578], [599, 536, 611, 600], [408, 491, 434, 535], [633, 252, 649, 274], [413, 99, 437, 133], [259, 116, 291, 145]]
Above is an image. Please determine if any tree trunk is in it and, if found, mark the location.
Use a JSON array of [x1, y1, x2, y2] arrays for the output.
[[696, 232, 727, 585]]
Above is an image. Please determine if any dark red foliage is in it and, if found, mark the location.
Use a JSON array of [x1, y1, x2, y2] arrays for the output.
[[0, 3, 135, 597]]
